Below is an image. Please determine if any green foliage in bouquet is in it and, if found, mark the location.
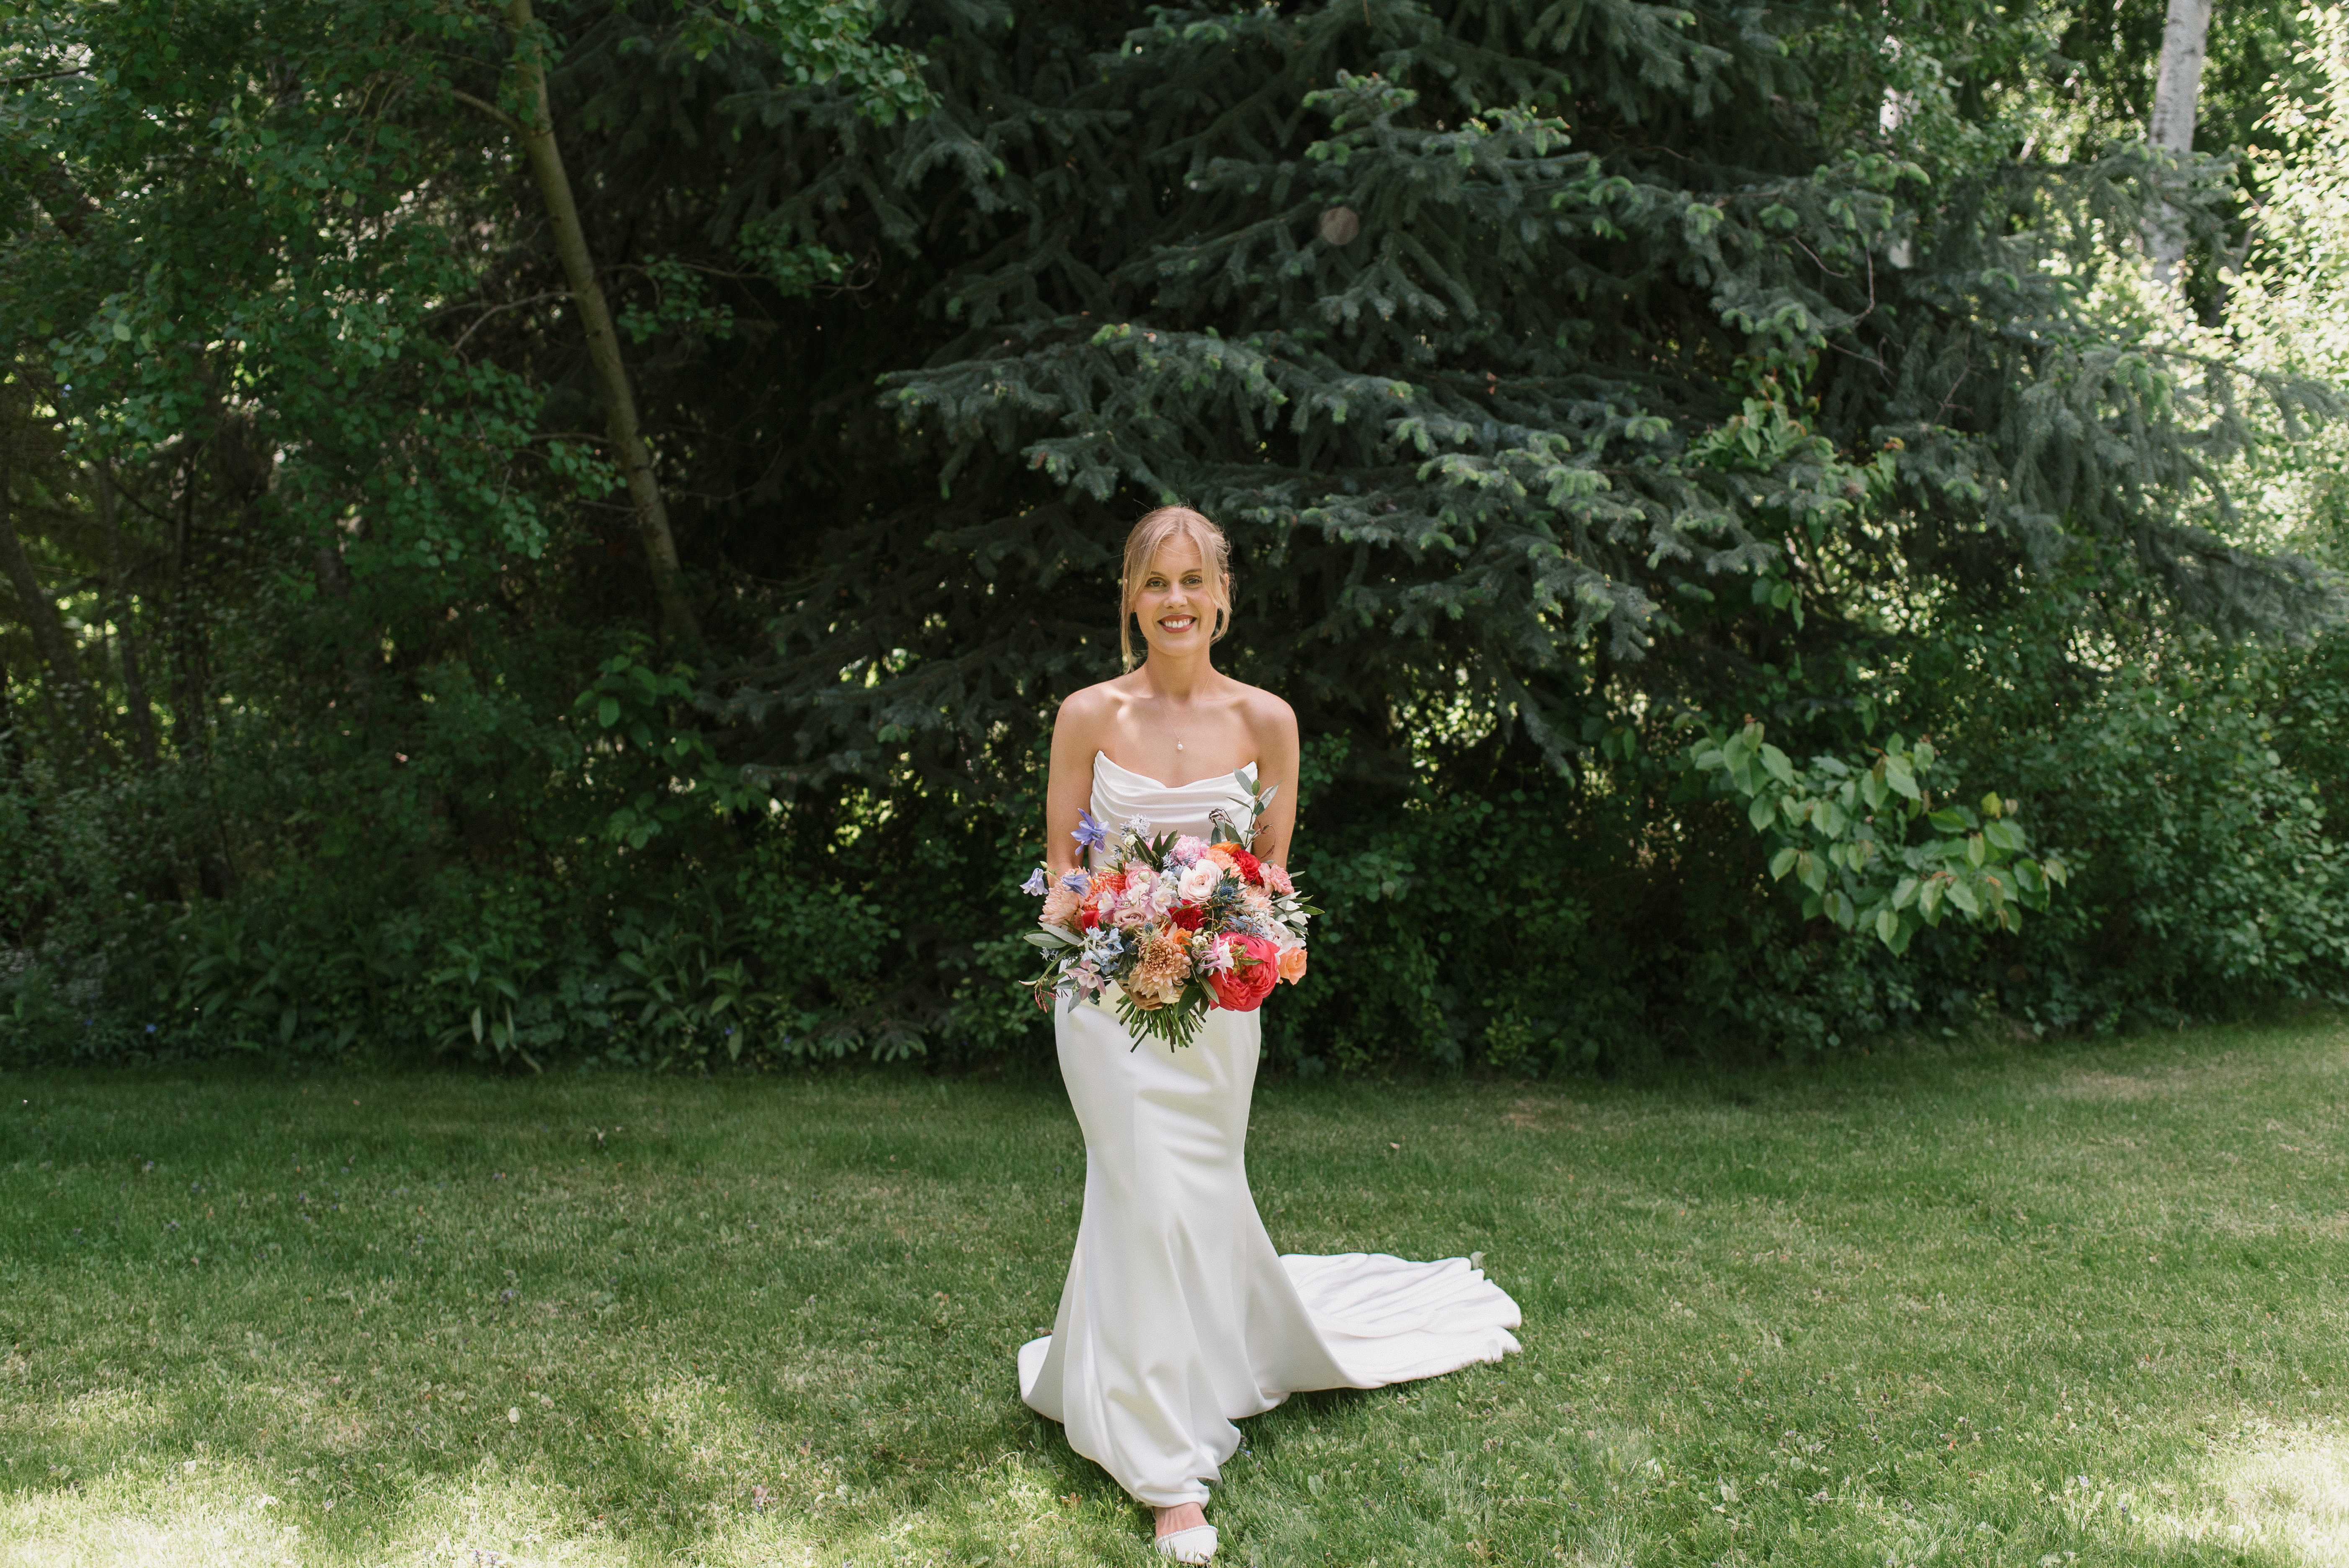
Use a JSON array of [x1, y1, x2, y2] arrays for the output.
[[1023, 767, 1312, 1052]]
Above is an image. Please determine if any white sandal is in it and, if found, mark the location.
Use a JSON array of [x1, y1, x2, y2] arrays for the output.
[[1155, 1523, 1217, 1563]]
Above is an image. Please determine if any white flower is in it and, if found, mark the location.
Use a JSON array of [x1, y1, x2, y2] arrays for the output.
[[1178, 860, 1224, 904]]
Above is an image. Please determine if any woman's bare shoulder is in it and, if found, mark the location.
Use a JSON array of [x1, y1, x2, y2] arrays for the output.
[[1224, 677, 1297, 736], [1054, 677, 1131, 736]]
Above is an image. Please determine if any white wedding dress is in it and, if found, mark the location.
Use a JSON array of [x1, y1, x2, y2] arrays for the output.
[[1016, 752, 1523, 1509]]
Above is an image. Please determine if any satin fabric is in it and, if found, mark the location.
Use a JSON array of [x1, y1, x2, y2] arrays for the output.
[[1016, 752, 1523, 1508]]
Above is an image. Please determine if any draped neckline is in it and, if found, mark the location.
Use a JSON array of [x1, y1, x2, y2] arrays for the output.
[[1093, 750, 1259, 794]]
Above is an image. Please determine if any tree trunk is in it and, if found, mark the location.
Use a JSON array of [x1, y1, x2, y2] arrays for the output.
[[498, 0, 701, 648], [169, 460, 208, 764], [95, 460, 159, 769], [0, 419, 91, 749], [2145, 0, 2215, 293]]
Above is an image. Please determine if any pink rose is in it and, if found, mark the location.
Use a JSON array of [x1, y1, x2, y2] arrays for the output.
[[1262, 863, 1294, 896], [1178, 860, 1224, 904]]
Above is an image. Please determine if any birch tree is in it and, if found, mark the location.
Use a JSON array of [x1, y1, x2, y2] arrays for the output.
[[2148, 0, 2217, 291]]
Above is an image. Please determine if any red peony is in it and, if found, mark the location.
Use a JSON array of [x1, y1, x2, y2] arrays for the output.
[[1232, 848, 1264, 886], [1168, 903, 1205, 932], [1080, 905, 1101, 931], [1205, 934, 1280, 1012]]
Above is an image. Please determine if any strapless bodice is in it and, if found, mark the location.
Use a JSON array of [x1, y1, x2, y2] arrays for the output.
[[1089, 751, 1255, 845]]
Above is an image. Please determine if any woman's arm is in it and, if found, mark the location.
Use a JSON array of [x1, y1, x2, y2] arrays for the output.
[[1045, 686, 1109, 878], [1243, 693, 1301, 867]]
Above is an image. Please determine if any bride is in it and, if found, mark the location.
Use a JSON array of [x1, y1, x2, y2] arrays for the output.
[[1016, 506, 1523, 1563]]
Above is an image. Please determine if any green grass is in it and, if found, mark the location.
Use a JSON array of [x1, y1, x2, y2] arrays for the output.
[[2, 1021, 2346, 1567]]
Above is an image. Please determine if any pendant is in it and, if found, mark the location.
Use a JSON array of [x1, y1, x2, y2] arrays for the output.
[[1176, 742, 1184, 751]]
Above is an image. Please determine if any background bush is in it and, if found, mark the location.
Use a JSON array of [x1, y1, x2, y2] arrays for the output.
[[4, 0, 2349, 1075]]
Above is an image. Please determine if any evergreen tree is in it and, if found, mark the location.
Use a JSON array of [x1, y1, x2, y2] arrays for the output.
[[683, 0, 2334, 794]]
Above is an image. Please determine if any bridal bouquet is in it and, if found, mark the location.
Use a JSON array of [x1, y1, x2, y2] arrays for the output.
[[1021, 767, 1315, 1049]]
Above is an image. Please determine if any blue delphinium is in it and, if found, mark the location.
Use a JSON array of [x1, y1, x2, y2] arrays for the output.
[[1020, 866, 1051, 896], [1072, 808, 1111, 854]]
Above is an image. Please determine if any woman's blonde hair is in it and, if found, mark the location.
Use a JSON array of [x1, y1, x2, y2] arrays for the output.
[[1120, 505, 1233, 668]]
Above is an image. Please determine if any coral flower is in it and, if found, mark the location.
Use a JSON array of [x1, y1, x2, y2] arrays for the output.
[[1276, 945, 1309, 985], [1204, 934, 1279, 1012], [1041, 885, 1083, 930]]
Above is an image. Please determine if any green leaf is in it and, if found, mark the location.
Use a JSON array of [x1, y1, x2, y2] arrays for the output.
[[1891, 875, 1920, 910], [1815, 797, 1845, 838], [1874, 907, 1900, 947], [597, 696, 621, 728], [1797, 851, 1827, 893], [1760, 743, 1795, 787], [1983, 819, 2024, 854], [1947, 879, 1980, 917], [1966, 833, 1987, 869], [1883, 758, 1921, 801], [1824, 890, 1855, 929], [1769, 846, 1799, 881], [1919, 879, 1945, 922], [1860, 769, 1887, 812], [1748, 794, 1775, 831], [1927, 807, 1973, 833]]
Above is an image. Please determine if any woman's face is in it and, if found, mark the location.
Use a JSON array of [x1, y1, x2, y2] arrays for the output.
[[1131, 534, 1217, 660]]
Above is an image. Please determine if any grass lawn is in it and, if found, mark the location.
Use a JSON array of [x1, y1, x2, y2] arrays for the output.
[[2, 1021, 2346, 1567]]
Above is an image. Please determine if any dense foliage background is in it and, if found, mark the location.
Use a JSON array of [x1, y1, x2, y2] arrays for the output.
[[5, 0, 2349, 1075]]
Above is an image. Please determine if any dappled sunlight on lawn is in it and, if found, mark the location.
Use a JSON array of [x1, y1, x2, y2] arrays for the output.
[[0, 1452, 304, 1568], [2147, 1429, 2349, 1564]]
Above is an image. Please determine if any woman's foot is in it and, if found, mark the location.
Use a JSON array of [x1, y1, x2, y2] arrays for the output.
[[1155, 1504, 1206, 1540], [1154, 1502, 1215, 1562]]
